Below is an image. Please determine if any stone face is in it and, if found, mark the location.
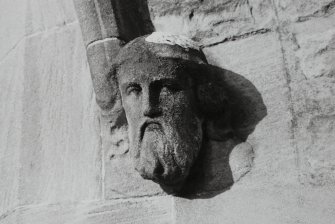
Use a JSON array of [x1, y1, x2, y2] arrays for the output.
[[99, 33, 267, 196], [104, 35, 243, 195], [72, 0, 266, 199], [115, 38, 204, 193]]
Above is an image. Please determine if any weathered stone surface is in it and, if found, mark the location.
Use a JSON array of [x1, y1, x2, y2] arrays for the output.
[[0, 0, 81, 213], [275, 8, 335, 186], [24, 0, 76, 33], [100, 33, 267, 197], [74, 0, 154, 47], [148, 0, 276, 46], [17, 24, 102, 205], [204, 32, 298, 186], [294, 25, 335, 79], [75, 0, 155, 110], [229, 142, 254, 182], [0, 0, 26, 61], [104, 154, 165, 199], [73, 0, 118, 46], [0, 196, 174, 224], [292, 77, 335, 185], [293, 33, 335, 185], [168, 0, 335, 222], [175, 185, 335, 224], [273, 0, 335, 23], [103, 113, 164, 199], [0, 0, 77, 61], [1, 0, 335, 223], [0, 22, 102, 214], [0, 42, 25, 215], [86, 38, 123, 110]]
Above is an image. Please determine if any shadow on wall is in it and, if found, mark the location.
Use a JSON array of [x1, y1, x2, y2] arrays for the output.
[[180, 65, 267, 198]]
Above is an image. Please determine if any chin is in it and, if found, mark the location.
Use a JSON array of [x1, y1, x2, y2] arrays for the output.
[[138, 156, 191, 194], [130, 118, 202, 193], [133, 132, 198, 192]]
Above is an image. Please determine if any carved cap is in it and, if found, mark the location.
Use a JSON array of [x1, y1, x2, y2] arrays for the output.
[[114, 32, 208, 66], [111, 32, 267, 142], [145, 32, 201, 51]]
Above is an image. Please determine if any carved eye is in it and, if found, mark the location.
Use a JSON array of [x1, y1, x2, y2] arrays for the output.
[[126, 83, 142, 95], [162, 82, 182, 93]]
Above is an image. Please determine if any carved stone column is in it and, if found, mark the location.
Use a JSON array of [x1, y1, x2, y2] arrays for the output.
[[73, 0, 154, 111]]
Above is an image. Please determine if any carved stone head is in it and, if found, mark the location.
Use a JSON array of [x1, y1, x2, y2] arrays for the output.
[[110, 33, 230, 192], [74, 1, 267, 195]]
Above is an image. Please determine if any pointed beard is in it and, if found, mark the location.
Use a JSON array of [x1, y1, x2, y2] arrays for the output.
[[133, 121, 202, 188]]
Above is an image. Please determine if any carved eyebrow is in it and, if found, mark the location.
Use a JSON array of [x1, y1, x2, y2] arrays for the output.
[[151, 78, 186, 91], [122, 82, 139, 89], [126, 82, 141, 88], [122, 82, 142, 93]]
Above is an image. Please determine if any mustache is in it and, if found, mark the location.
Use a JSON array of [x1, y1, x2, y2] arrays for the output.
[[137, 119, 183, 186], [139, 119, 164, 141]]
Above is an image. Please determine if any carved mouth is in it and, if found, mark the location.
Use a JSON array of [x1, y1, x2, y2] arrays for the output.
[[137, 120, 190, 193], [139, 120, 162, 141]]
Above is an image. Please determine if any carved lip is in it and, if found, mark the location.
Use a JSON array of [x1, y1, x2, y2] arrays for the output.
[[139, 119, 162, 141]]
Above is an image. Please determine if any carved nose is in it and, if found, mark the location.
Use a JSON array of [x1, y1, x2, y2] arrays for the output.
[[142, 90, 162, 117], [143, 106, 162, 117]]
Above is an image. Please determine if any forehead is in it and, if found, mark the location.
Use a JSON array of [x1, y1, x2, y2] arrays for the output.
[[117, 59, 186, 84]]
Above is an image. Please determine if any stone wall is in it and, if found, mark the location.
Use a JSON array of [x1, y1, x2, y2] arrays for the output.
[[0, 0, 334, 223]]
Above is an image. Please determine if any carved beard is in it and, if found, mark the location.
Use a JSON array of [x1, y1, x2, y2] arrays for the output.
[[132, 118, 202, 191]]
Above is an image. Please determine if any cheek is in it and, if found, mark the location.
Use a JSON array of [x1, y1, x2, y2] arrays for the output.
[[123, 94, 141, 111], [160, 90, 194, 116], [122, 96, 142, 148], [122, 96, 142, 125]]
